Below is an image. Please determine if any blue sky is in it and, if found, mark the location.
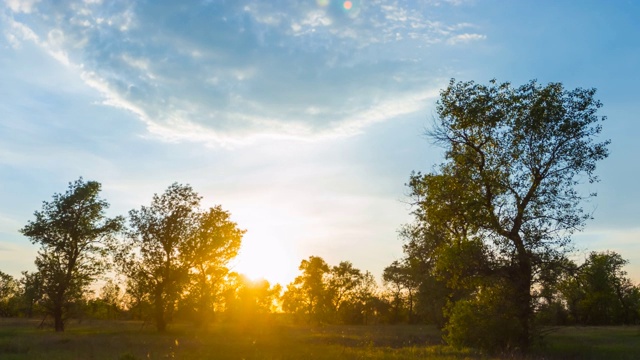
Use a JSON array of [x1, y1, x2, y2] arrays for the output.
[[1, 0, 639, 285]]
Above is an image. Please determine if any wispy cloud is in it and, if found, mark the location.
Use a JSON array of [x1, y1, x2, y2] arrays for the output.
[[2, 0, 483, 146], [447, 32, 486, 45]]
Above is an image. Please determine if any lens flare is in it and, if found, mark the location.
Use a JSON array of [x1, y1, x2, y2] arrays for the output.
[[316, 0, 329, 6], [343, 1, 353, 10]]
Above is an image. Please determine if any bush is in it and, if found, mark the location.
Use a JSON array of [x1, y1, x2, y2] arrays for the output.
[[444, 285, 524, 353]]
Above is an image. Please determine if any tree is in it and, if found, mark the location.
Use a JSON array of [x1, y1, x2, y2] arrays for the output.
[[560, 251, 640, 325], [121, 183, 243, 332], [21, 178, 123, 331], [0, 271, 20, 317], [327, 261, 363, 320], [182, 206, 244, 327], [223, 273, 281, 324], [19, 271, 43, 318], [410, 79, 609, 351], [282, 256, 330, 323]]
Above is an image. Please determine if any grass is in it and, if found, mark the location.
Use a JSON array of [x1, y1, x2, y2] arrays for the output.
[[1, 318, 639, 359], [532, 326, 640, 360]]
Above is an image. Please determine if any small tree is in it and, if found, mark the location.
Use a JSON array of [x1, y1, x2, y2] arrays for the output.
[[0, 271, 21, 317], [282, 256, 330, 323], [21, 178, 123, 331], [19, 271, 43, 318]]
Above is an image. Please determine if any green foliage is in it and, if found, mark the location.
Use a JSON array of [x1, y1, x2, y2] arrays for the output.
[[402, 79, 609, 351], [20, 178, 124, 331], [444, 283, 524, 353], [283, 256, 383, 325], [554, 251, 640, 325]]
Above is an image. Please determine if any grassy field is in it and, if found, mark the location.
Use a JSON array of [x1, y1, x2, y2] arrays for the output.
[[1, 318, 639, 359]]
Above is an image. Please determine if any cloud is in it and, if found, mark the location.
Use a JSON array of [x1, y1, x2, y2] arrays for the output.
[[4, 0, 40, 14], [2, 0, 482, 146], [447, 32, 486, 45]]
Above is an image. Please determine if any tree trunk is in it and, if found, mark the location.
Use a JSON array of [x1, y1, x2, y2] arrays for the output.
[[53, 306, 64, 332], [514, 256, 533, 352], [155, 291, 167, 332]]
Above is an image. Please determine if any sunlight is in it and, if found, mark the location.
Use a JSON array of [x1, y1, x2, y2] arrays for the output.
[[232, 237, 299, 286]]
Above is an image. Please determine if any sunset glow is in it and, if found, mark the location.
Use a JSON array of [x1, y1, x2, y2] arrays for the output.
[[233, 237, 300, 286]]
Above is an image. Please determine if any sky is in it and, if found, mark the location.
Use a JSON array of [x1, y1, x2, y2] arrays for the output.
[[1, 0, 639, 287]]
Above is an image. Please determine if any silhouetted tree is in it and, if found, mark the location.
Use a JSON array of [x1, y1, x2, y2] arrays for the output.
[[283, 257, 381, 324], [0, 271, 20, 317], [21, 178, 123, 331], [282, 256, 330, 323], [182, 206, 244, 327], [120, 183, 243, 332], [223, 273, 281, 324], [19, 271, 43, 318], [560, 251, 640, 325], [409, 79, 609, 351]]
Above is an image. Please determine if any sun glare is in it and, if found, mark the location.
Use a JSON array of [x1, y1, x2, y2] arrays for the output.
[[233, 238, 299, 286]]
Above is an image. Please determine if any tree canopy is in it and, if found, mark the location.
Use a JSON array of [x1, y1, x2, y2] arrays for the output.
[[20, 178, 124, 331], [120, 183, 244, 332], [405, 79, 609, 351]]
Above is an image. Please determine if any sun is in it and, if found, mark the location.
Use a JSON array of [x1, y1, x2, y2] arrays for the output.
[[232, 237, 299, 286]]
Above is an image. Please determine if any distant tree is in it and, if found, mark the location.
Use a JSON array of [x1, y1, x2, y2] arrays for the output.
[[120, 183, 243, 332], [90, 279, 124, 320], [409, 79, 609, 351], [345, 270, 379, 324], [383, 260, 407, 323], [327, 261, 363, 319], [561, 251, 640, 325], [122, 267, 152, 321], [0, 271, 21, 317], [21, 178, 124, 331], [19, 271, 43, 318], [283, 257, 382, 324], [282, 256, 330, 323], [223, 274, 281, 324]]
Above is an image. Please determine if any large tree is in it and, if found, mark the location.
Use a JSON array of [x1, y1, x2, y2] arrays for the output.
[[121, 183, 243, 331], [21, 178, 123, 331], [410, 79, 609, 351]]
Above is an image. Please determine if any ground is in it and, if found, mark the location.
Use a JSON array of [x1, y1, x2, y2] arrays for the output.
[[0, 318, 639, 359]]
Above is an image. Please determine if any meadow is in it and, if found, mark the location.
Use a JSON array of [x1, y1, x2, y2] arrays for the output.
[[1, 318, 640, 359]]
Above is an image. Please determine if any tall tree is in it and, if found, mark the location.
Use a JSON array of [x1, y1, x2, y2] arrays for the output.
[[121, 183, 243, 331], [21, 178, 123, 331], [411, 79, 609, 351]]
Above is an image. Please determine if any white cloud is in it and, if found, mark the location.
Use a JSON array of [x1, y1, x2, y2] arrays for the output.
[[447, 32, 486, 45], [5, 0, 40, 14], [3, 0, 480, 146]]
